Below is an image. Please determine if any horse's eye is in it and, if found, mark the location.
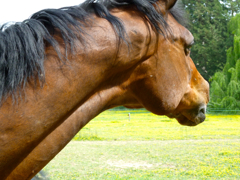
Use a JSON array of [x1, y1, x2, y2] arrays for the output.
[[185, 46, 191, 55], [185, 41, 194, 56]]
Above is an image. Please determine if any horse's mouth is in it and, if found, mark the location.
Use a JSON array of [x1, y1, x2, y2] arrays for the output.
[[175, 114, 200, 126], [167, 112, 206, 127]]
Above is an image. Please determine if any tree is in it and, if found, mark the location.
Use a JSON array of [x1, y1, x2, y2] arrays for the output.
[[182, 0, 231, 80], [221, 0, 240, 17], [209, 13, 240, 111]]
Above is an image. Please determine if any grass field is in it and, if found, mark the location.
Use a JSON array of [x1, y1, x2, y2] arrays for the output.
[[44, 110, 240, 179]]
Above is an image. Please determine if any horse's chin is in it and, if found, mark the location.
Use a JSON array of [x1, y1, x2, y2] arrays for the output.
[[175, 115, 199, 126], [167, 113, 205, 127]]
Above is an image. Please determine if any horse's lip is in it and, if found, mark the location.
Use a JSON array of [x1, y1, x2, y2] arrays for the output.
[[167, 113, 200, 126], [176, 114, 199, 126]]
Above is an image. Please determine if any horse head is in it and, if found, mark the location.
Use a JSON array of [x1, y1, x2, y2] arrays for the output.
[[117, 0, 209, 126]]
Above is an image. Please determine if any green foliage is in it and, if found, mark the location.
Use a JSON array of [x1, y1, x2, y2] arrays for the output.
[[228, 68, 237, 81], [210, 80, 225, 102], [227, 80, 240, 96], [227, 47, 236, 68], [236, 59, 240, 80], [221, 96, 238, 109], [210, 14, 240, 111], [223, 62, 232, 84], [228, 14, 240, 36], [234, 35, 240, 61], [210, 72, 227, 90]]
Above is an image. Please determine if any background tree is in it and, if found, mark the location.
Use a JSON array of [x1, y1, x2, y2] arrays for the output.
[[221, 0, 240, 17], [209, 13, 240, 111], [182, 0, 231, 80]]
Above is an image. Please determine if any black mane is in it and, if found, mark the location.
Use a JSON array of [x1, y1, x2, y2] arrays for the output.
[[0, 0, 186, 103]]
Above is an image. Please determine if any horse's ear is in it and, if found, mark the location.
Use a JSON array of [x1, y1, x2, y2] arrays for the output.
[[165, 0, 177, 10]]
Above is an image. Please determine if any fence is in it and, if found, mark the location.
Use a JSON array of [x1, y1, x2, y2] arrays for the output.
[[207, 108, 240, 115]]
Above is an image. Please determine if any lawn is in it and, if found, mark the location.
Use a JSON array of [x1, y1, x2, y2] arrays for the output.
[[44, 110, 240, 179]]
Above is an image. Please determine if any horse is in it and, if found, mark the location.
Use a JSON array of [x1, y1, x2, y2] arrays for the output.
[[0, 0, 209, 179]]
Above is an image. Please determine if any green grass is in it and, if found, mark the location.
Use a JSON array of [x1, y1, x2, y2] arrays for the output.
[[72, 109, 240, 141], [44, 110, 240, 179]]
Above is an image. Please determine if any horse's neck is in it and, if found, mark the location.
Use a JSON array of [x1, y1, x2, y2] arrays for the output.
[[0, 81, 126, 179], [6, 85, 130, 179], [0, 45, 117, 178]]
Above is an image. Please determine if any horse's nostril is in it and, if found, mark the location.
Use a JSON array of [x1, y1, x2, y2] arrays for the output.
[[199, 106, 206, 114], [198, 106, 206, 123]]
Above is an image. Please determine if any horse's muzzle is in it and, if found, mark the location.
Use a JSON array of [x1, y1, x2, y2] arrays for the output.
[[169, 105, 207, 126]]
